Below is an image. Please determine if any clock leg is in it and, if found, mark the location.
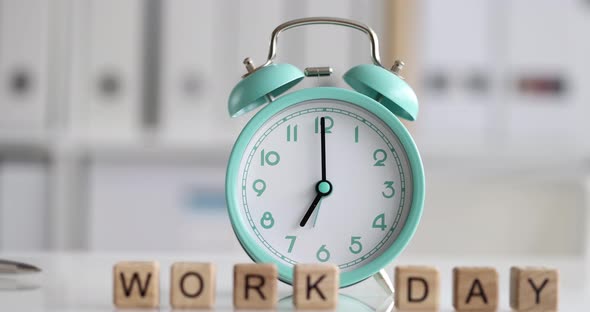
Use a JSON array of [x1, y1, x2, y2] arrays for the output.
[[376, 296, 394, 312], [373, 269, 395, 295]]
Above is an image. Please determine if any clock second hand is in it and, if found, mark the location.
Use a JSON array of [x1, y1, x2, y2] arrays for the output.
[[311, 199, 323, 227]]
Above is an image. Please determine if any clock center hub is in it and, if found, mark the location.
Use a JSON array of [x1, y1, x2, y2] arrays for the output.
[[316, 180, 333, 196]]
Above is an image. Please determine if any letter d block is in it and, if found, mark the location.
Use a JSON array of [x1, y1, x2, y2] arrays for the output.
[[294, 264, 339, 310], [113, 261, 160, 308], [453, 267, 498, 311], [510, 267, 558, 311], [170, 262, 216, 309], [233, 263, 278, 309], [395, 266, 440, 310]]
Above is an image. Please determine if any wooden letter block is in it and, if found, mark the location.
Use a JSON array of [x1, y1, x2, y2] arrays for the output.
[[170, 262, 216, 309], [453, 267, 498, 311], [113, 261, 160, 308], [510, 267, 558, 311], [293, 264, 339, 310], [395, 266, 440, 310], [233, 263, 278, 309]]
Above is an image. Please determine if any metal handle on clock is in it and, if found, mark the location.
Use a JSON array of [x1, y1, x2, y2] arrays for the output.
[[262, 17, 385, 68]]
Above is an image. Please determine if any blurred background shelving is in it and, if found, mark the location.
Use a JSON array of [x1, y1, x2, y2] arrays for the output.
[[1, 0, 589, 284]]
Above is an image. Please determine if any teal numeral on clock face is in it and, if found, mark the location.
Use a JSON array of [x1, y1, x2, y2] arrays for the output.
[[315, 116, 334, 133], [349, 236, 363, 254], [354, 126, 359, 143], [260, 149, 280, 166], [373, 149, 387, 166], [287, 125, 298, 142], [252, 179, 266, 196], [260, 211, 275, 229], [285, 235, 296, 253], [316, 245, 330, 262], [382, 181, 395, 198], [372, 213, 386, 231]]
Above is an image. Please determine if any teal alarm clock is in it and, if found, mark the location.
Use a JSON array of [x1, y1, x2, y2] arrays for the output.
[[226, 17, 425, 288]]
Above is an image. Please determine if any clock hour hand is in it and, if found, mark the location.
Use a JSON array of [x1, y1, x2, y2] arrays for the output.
[[300, 180, 332, 227], [300, 193, 322, 227]]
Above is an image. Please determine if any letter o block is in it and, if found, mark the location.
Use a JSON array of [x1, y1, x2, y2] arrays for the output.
[[170, 262, 216, 309], [510, 267, 558, 311], [453, 267, 498, 311], [395, 266, 440, 310], [294, 264, 339, 310], [233, 263, 278, 309]]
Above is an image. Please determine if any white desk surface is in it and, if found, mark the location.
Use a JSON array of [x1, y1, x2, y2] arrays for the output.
[[0, 252, 588, 311]]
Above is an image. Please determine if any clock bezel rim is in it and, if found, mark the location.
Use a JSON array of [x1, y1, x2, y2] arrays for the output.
[[226, 87, 425, 287]]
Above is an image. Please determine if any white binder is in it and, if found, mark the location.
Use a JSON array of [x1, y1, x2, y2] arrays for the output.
[[504, 0, 584, 154], [416, 0, 497, 156], [159, 0, 217, 144], [68, 0, 144, 142], [0, 0, 49, 131], [0, 161, 48, 250], [87, 161, 240, 252]]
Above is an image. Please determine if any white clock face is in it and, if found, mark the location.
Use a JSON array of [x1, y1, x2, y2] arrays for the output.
[[237, 99, 414, 272]]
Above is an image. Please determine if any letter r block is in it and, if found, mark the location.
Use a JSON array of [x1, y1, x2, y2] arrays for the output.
[[510, 267, 558, 311], [394, 266, 440, 310], [233, 263, 278, 309], [170, 262, 216, 309], [113, 261, 160, 308], [293, 264, 339, 309], [453, 267, 498, 311]]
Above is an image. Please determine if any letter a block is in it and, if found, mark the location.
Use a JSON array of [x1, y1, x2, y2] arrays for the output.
[[113, 261, 160, 308], [510, 267, 558, 311], [395, 266, 440, 310], [293, 264, 339, 309], [233, 263, 278, 309], [170, 262, 216, 309], [453, 267, 498, 311]]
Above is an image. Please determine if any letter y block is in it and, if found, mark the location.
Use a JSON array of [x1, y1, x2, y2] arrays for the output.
[[510, 267, 558, 311]]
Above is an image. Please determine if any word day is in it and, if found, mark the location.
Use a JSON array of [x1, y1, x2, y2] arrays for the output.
[[113, 261, 558, 311]]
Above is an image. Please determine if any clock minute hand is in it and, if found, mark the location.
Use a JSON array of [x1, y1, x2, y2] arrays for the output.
[[300, 193, 323, 227], [300, 119, 330, 227], [320, 117, 326, 180]]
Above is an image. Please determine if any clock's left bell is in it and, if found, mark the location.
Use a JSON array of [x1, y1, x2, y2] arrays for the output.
[[228, 58, 304, 117]]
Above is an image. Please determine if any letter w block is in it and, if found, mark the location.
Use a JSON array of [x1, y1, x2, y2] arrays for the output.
[[395, 266, 440, 310], [113, 261, 160, 308]]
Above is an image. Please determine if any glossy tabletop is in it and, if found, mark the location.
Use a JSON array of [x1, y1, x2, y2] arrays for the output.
[[0, 252, 587, 311]]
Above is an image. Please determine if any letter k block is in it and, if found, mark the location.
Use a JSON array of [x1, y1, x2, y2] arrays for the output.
[[294, 264, 339, 309]]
